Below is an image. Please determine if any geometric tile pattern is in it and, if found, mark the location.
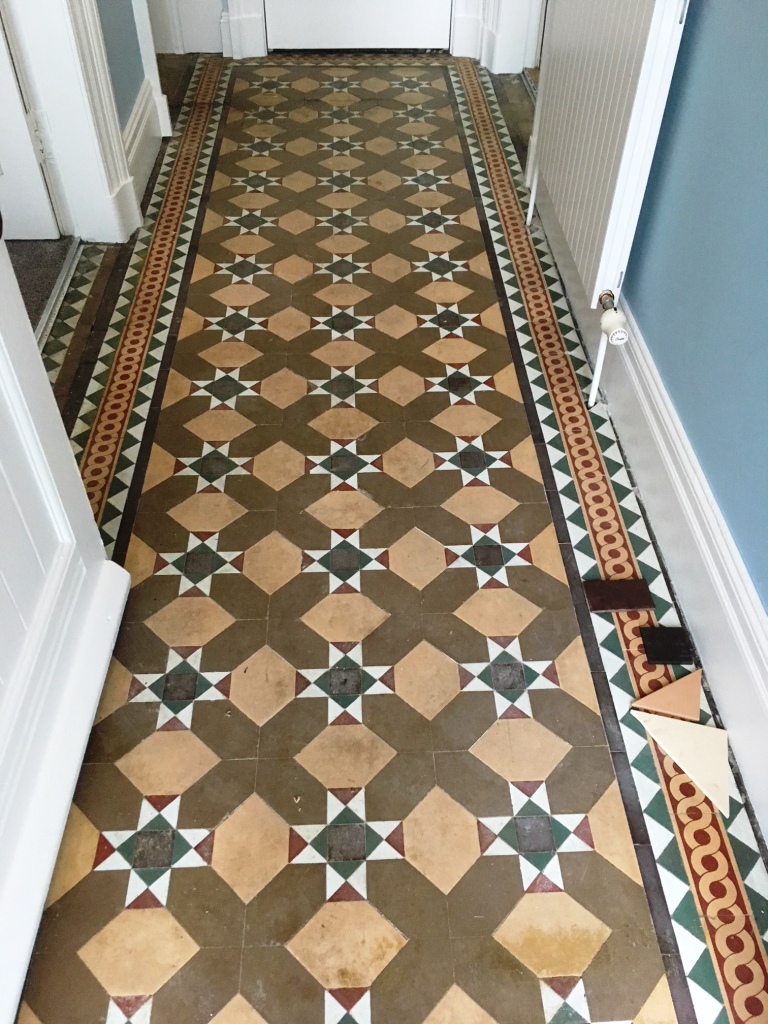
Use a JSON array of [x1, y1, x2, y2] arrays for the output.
[[26, 55, 768, 1024]]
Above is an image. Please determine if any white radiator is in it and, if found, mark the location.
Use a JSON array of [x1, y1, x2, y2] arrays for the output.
[[529, 0, 688, 306]]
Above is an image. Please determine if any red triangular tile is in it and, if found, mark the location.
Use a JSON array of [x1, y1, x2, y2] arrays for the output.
[[289, 829, 308, 861], [173, 647, 198, 659], [528, 874, 561, 893], [147, 795, 177, 811], [543, 663, 560, 686], [336, 529, 355, 539], [376, 552, 389, 568], [301, 552, 315, 570], [518, 545, 533, 563], [329, 882, 364, 902], [491, 636, 516, 648], [500, 702, 528, 719], [445, 550, 459, 566], [335, 582, 357, 594], [114, 995, 151, 1017], [573, 817, 594, 848], [330, 788, 361, 805], [386, 823, 405, 856], [216, 675, 231, 698], [380, 668, 395, 691], [295, 673, 312, 695], [128, 889, 163, 909], [158, 718, 187, 731], [482, 578, 506, 589], [93, 834, 116, 868], [458, 665, 474, 689], [331, 711, 358, 726], [195, 833, 215, 864], [514, 781, 542, 797], [477, 821, 496, 854], [334, 642, 357, 655], [547, 977, 580, 1000], [330, 988, 367, 1011], [128, 677, 144, 701]]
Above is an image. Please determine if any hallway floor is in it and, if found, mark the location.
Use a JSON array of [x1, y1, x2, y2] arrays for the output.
[[22, 56, 768, 1024]]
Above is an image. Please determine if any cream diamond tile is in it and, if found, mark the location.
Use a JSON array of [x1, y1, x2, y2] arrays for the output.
[[186, 408, 254, 442], [301, 593, 389, 642], [423, 338, 485, 364], [317, 235, 368, 256], [285, 137, 317, 156], [635, 977, 676, 1024], [368, 170, 402, 192], [470, 719, 569, 782], [212, 794, 289, 902], [364, 105, 394, 123], [321, 155, 363, 172], [442, 486, 518, 525], [116, 730, 220, 794], [274, 255, 313, 283], [306, 489, 382, 529], [78, 908, 198, 996], [367, 137, 398, 156], [147, 595, 235, 646], [588, 781, 642, 884], [229, 192, 278, 211], [278, 211, 315, 235], [455, 589, 540, 637], [94, 657, 132, 724], [291, 77, 320, 93], [360, 77, 390, 93], [45, 804, 99, 908], [251, 441, 305, 490], [282, 170, 316, 192], [162, 370, 191, 408], [555, 637, 599, 714], [260, 367, 308, 408], [468, 252, 493, 277], [371, 254, 411, 281], [376, 306, 418, 339], [268, 308, 311, 341], [201, 341, 261, 369], [417, 282, 473, 304], [509, 435, 541, 480], [222, 234, 273, 257], [422, 986, 498, 1024], [494, 892, 610, 977], [309, 408, 378, 440], [479, 306, 505, 334], [211, 283, 269, 308], [169, 492, 246, 532], [237, 155, 279, 173], [529, 523, 567, 583], [431, 406, 501, 437], [287, 901, 406, 988], [411, 234, 462, 254], [405, 191, 451, 209], [493, 364, 523, 402], [318, 192, 365, 211], [314, 283, 371, 307], [382, 438, 434, 487], [378, 366, 425, 405], [324, 90, 357, 108], [369, 210, 407, 234], [389, 529, 445, 591], [243, 531, 302, 594], [312, 339, 374, 367], [296, 723, 395, 789], [395, 640, 459, 719], [211, 995, 269, 1024], [403, 787, 480, 893], [124, 535, 155, 588], [289, 106, 318, 123], [230, 646, 295, 726]]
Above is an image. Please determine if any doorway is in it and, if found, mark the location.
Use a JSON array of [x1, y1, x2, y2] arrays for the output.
[[264, 0, 453, 50]]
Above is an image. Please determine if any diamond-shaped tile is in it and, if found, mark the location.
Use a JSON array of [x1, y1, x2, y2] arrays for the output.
[[243, 531, 302, 594], [212, 794, 289, 902], [201, 341, 260, 368], [222, 234, 273, 257], [285, 137, 317, 156], [282, 171, 316, 192], [278, 211, 315, 235], [368, 170, 402, 192], [431, 406, 501, 438], [377, 366, 425, 405], [78, 908, 198, 995], [251, 441, 305, 490], [116, 730, 220, 794], [292, 77, 320, 93], [403, 787, 480, 893], [471, 719, 569, 782], [302, 593, 389, 642], [296, 723, 395, 788], [455, 589, 540, 637], [230, 646, 295, 726], [494, 892, 610, 977], [306, 490, 382, 529], [376, 305, 418, 339], [309, 408, 378, 440], [287, 901, 406, 988], [268, 308, 311, 341], [45, 804, 99, 908], [417, 282, 473, 304], [424, 338, 485, 364], [389, 529, 445, 590], [211, 283, 268, 308], [259, 368, 308, 408], [422, 986, 498, 1024], [146, 596, 235, 646], [274, 255, 313, 282], [364, 105, 394, 123], [210, 995, 269, 1024], [312, 339, 374, 367], [314, 283, 371, 307], [186, 408, 254, 442], [169, 492, 246, 532], [395, 640, 459, 719], [360, 77, 390, 93], [371, 254, 411, 281], [382, 438, 434, 487], [442, 486, 518, 525]]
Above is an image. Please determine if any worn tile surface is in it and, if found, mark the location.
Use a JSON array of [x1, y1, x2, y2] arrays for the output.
[[23, 55, 768, 1024]]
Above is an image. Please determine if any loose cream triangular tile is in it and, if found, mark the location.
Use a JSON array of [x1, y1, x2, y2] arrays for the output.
[[632, 670, 702, 722], [632, 711, 729, 813]]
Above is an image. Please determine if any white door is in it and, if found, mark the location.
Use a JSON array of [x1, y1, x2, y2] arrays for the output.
[[0, 19, 58, 239], [264, 0, 453, 49], [147, 0, 223, 52]]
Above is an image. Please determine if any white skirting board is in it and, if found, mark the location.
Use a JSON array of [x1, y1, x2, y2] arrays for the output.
[[532, 182, 768, 837], [0, 559, 129, 1024], [123, 78, 164, 209]]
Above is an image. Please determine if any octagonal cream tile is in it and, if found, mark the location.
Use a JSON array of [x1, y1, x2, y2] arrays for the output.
[[295, 723, 395, 788], [403, 787, 480, 893]]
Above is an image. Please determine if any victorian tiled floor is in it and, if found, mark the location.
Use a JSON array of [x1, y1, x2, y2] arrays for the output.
[[23, 57, 768, 1024]]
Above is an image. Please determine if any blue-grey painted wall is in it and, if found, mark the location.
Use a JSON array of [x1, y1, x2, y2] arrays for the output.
[[624, 0, 768, 608], [95, 0, 145, 128]]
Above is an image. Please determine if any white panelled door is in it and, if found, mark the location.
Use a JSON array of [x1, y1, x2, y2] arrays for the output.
[[264, 0, 453, 49]]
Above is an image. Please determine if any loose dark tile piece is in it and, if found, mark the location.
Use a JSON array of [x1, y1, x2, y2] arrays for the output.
[[474, 543, 504, 567], [583, 578, 655, 613], [327, 823, 365, 862], [459, 450, 486, 470], [639, 627, 695, 665], [163, 669, 199, 701], [328, 667, 362, 695], [329, 548, 361, 574], [489, 662, 525, 691], [514, 816, 555, 853], [133, 829, 175, 868]]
